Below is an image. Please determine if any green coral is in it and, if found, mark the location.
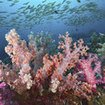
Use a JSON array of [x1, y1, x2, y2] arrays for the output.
[[28, 31, 58, 55], [97, 43, 105, 57], [88, 32, 105, 54]]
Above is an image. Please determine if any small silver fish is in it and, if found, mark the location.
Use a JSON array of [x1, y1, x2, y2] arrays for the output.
[[0, 1, 3, 3]]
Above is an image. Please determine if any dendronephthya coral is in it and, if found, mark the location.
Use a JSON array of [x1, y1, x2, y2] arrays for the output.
[[0, 29, 105, 105]]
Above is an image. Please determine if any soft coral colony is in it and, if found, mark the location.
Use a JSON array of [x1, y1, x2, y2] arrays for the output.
[[0, 29, 105, 105]]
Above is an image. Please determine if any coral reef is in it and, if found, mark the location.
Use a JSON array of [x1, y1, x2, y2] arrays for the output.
[[28, 31, 56, 72], [0, 82, 18, 105], [88, 32, 105, 54], [0, 29, 105, 105]]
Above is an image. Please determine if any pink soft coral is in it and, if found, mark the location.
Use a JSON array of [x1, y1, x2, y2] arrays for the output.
[[0, 82, 18, 105], [3, 29, 36, 93], [5, 29, 36, 67], [49, 32, 89, 93], [79, 54, 102, 89]]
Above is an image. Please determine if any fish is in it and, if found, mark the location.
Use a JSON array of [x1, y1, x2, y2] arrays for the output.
[[42, 0, 47, 3], [13, 0, 20, 3], [23, 2, 30, 5], [7, 0, 12, 1], [0, 16, 7, 19], [10, 3, 15, 6], [77, 0, 81, 3], [0, 11, 7, 13], [54, 10, 59, 14], [65, 0, 71, 4], [29, 5, 35, 13], [9, 0, 19, 6], [0, 1, 3, 3], [26, 5, 31, 10], [62, 0, 66, 4], [10, 12, 17, 14], [62, 0, 80, 3]]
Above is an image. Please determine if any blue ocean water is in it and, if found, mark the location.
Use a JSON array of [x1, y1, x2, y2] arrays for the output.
[[0, 0, 105, 60]]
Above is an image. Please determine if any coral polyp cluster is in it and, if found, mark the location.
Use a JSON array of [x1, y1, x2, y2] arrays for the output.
[[0, 29, 105, 105]]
